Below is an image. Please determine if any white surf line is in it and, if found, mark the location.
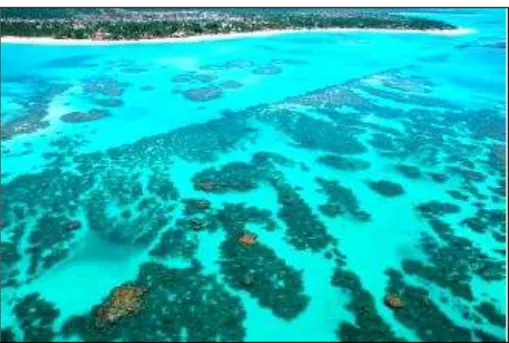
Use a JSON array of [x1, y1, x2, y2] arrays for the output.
[[0, 27, 475, 46]]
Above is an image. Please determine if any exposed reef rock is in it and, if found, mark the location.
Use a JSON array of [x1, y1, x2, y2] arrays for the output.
[[62, 262, 246, 341]]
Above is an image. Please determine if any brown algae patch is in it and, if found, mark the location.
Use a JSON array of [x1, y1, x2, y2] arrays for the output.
[[95, 285, 147, 328]]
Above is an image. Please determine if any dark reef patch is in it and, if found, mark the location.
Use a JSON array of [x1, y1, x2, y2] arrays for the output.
[[82, 77, 129, 97], [86, 191, 172, 246], [395, 163, 422, 179], [1, 80, 70, 140], [220, 80, 243, 89], [183, 86, 223, 102], [331, 267, 402, 342], [317, 154, 371, 171], [26, 213, 81, 277], [461, 208, 505, 234], [401, 258, 474, 301], [416, 201, 461, 218], [474, 329, 505, 342], [101, 113, 256, 163], [62, 262, 246, 341], [447, 189, 469, 201], [61, 109, 111, 123], [447, 166, 486, 183], [475, 301, 506, 327], [172, 72, 217, 84], [285, 83, 376, 110], [147, 172, 179, 201], [1, 241, 21, 266], [1, 116, 50, 140], [192, 162, 260, 193], [259, 112, 367, 155], [252, 64, 283, 75], [385, 269, 473, 342], [369, 132, 398, 152], [461, 180, 488, 200], [140, 85, 155, 91], [402, 228, 505, 302], [0, 328, 16, 342], [202, 59, 254, 71], [220, 233, 309, 320], [216, 203, 277, 234], [272, 177, 334, 252], [356, 83, 458, 110], [13, 293, 60, 342], [427, 172, 448, 183], [1, 240, 21, 288], [316, 178, 371, 221], [149, 227, 197, 259], [367, 180, 405, 197], [182, 198, 212, 216], [462, 109, 505, 142], [191, 154, 333, 252]]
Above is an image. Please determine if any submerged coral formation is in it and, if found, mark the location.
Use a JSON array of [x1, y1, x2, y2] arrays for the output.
[[62, 263, 247, 341], [1, 16, 506, 342], [183, 86, 223, 101], [367, 180, 405, 197], [61, 109, 111, 123], [95, 285, 146, 328]]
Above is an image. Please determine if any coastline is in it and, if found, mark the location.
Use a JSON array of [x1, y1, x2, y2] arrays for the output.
[[0, 27, 474, 46]]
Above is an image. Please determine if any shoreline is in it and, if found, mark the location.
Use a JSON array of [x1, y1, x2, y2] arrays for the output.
[[0, 27, 474, 46]]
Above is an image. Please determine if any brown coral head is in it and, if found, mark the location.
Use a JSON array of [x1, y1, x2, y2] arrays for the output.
[[384, 293, 405, 309], [239, 232, 257, 246], [95, 285, 146, 328]]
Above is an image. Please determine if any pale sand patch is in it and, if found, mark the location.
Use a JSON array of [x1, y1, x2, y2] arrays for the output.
[[0, 27, 474, 46]]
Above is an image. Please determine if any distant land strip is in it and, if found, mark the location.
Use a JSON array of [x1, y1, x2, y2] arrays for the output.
[[0, 8, 457, 41]]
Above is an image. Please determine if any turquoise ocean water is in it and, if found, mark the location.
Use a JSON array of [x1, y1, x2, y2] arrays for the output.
[[1, 8, 506, 342]]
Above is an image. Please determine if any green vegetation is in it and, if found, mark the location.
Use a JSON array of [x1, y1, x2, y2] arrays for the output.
[[0, 8, 457, 40]]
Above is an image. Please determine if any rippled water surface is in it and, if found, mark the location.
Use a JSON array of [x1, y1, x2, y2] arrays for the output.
[[1, 8, 506, 342]]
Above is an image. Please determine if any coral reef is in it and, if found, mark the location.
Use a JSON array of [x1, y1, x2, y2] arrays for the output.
[[252, 64, 283, 75], [475, 301, 506, 328], [220, 234, 309, 320], [220, 81, 243, 89], [316, 177, 371, 221], [316, 154, 371, 171], [416, 201, 461, 218], [273, 178, 334, 251], [385, 269, 474, 342], [384, 293, 405, 309], [82, 77, 129, 97], [61, 109, 111, 123], [95, 285, 146, 328], [183, 86, 223, 102], [395, 163, 422, 179], [62, 262, 246, 341], [367, 180, 405, 197], [13, 293, 60, 342], [331, 267, 402, 341]]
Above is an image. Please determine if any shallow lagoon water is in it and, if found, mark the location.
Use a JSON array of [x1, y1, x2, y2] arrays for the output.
[[1, 8, 507, 342]]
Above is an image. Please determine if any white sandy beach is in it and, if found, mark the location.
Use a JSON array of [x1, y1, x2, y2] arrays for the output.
[[0, 27, 474, 46]]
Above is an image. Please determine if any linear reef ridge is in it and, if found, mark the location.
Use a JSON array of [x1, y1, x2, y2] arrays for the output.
[[0, 8, 459, 42]]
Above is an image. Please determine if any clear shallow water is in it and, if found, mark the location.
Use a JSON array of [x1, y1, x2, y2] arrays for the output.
[[1, 8, 506, 342]]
